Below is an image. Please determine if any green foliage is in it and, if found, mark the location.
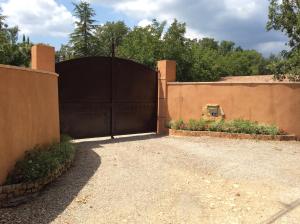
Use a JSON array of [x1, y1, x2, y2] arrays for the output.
[[169, 118, 185, 130], [5, 135, 75, 185], [94, 21, 129, 57], [1, 2, 292, 81], [207, 120, 226, 132], [267, 50, 300, 81], [53, 3, 280, 81], [226, 119, 282, 135], [118, 19, 270, 81], [163, 20, 193, 81], [186, 119, 207, 131], [267, 0, 300, 81], [0, 8, 32, 66], [267, 0, 300, 50], [170, 118, 283, 135], [118, 20, 165, 69], [69, 1, 96, 57], [56, 44, 74, 62]]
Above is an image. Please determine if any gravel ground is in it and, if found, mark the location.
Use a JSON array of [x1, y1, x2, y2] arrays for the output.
[[1, 134, 300, 224]]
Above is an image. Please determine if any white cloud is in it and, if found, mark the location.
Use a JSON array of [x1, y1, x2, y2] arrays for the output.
[[185, 27, 205, 40], [0, 0, 74, 37], [223, 0, 260, 19], [137, 19, 152, 27], [92, 0, 175, 22]]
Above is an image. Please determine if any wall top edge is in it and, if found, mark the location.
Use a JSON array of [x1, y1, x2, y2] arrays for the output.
[[0, 64, 58, 77], [167, 81, 300, 85]]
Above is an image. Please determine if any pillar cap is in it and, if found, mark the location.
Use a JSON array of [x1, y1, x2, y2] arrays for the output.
[[157, 60, 176, 82], [31, 44, 55, 73]]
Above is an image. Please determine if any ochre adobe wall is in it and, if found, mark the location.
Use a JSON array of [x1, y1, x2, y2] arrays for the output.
[[0, 64, 60, 185], [166, 82, 300, 137]]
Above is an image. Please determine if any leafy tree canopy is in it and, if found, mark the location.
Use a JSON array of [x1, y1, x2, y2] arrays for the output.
[[267, 0, 300, 81], [0, 7, 32, 67], [94, 21, 129, 57]]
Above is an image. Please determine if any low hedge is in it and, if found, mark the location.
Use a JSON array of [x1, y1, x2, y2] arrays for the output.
[[169, 118, 285, 136], [4, 135, 75, 185]]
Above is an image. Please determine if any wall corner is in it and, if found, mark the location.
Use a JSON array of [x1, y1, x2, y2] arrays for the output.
[[157, 60, 176, 135]]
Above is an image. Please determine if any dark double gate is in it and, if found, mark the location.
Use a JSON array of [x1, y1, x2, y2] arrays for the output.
[[56, 57, 157, 139]]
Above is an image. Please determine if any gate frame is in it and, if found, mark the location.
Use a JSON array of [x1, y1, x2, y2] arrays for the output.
[[56, 56, 159, 138]]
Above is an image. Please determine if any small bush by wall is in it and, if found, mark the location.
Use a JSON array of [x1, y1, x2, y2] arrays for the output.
[[169, 118, 284, 136], [5, 136, 75, 185], [0, 136, 75, 208]]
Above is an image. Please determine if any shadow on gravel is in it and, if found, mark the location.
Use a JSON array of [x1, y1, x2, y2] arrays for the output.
[[0, 142, 101, 224], [262, 198, 300, 224]]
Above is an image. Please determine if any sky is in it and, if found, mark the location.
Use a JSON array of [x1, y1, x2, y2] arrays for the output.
[[0, 0, 288, 56]]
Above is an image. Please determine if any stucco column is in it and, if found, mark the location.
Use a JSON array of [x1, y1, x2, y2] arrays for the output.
[[31, 44, 55, 72], [157, 60, 176, 134]]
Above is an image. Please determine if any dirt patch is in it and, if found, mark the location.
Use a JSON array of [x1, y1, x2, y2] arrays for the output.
[[1, 135, 300, 223]]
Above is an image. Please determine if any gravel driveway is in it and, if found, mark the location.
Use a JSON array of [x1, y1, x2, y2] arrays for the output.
[[1, 134, 300, 224]]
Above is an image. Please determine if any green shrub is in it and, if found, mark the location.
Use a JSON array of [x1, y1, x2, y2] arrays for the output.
[[186, 119, 207, 131], [207, 120, 225, 132], [5, 135, 75, 185], [187, 119, 198, 131], [169, 118, 282, 136], [230, 119, 259, 134], [170, 118, 185, 130], [256, 124, 282, 136]]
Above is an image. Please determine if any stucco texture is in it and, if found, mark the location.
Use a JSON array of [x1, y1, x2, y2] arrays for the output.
[[167, 83, 300, 137], [0, 65, 60, 184]]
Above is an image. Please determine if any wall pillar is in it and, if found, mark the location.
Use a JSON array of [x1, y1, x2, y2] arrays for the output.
[[157, 60, 176, 134], [31, 44, 55, 72]]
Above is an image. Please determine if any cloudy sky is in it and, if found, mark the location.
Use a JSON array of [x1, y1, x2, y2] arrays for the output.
[[0, 0, 288, 56]]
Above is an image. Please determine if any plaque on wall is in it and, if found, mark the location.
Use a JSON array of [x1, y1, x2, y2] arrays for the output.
[[202, 104, 225, 121]]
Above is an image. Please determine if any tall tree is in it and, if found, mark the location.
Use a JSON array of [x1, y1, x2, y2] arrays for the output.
[[94, 21, 129, 56], [70, 1, 96, 57], [163, 19, 193, 81], [199, 38, 219, 50], [219, 41, 235, 55], [267, 0, 300, 50], [118, 20, 165, 68], [267, 0, 300, 81]]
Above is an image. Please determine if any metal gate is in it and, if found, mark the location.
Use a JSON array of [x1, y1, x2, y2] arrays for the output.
[[56, 57, 157, 139]]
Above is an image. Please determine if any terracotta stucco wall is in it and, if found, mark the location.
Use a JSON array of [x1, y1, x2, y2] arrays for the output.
[[167, 82, 300, 137], [0, 65, 60, 184]]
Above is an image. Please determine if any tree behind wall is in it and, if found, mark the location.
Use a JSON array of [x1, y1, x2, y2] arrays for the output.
[[94, 21, 129, 57], [118, 20, 165, 69], [267, 0, 300, 81], [56, 2, 276, 82], [163, 20, 194, 81], [0, 7, 32, 67], [70, 1, 96, 57]]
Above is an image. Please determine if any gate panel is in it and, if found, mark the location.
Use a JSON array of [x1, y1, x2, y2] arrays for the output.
[[56, 57, 112, 138], [112, 58, 157, 135]]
